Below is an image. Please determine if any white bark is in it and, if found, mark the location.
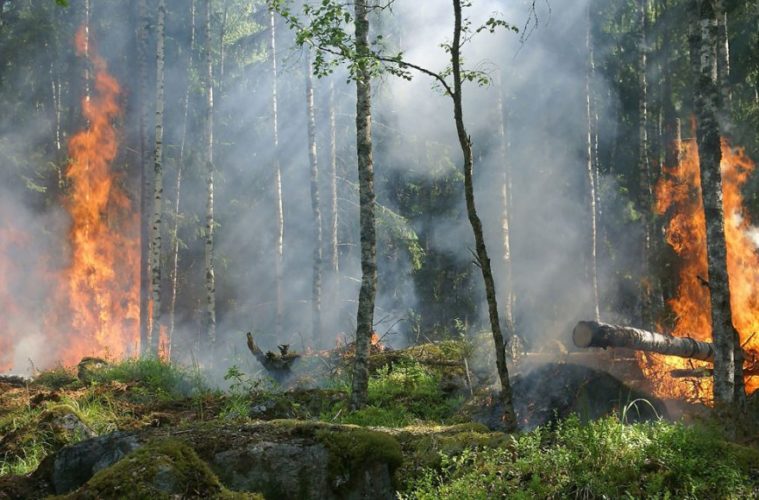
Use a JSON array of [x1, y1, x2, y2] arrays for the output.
[[148, 0, 166, 356]]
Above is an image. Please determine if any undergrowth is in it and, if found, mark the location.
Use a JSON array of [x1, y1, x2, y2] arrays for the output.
[[323, 360, 464, 427], [403, 415, 759, 499]]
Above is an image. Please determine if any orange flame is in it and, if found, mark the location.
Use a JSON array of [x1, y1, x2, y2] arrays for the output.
[[641, 137, 759, 401], [49, 27, 139, 365]]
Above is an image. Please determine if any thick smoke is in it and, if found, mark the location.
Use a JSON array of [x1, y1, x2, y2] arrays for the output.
[[0, 0, 642, 378]]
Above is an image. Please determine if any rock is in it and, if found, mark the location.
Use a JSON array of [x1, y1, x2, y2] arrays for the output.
[[63, 439, 258, 499], [213, 440, 332, 498], [51, 431, 141, 494], [459, 363, 667, 431]]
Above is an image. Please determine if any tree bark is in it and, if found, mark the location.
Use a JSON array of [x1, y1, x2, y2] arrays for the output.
[[638, 0, 654, 330], [714, 0, 731, 109], [202, 0, 216, 344], [328, 80, 339, 275], [573, 321, 715, 361], [451, 0, 515, 431], [349, 0, 377, 411], [305, 49, 323, 344], [148, 0, 167, 356], [494, 74, 516, 342], [694, 0, 738, 406], [585, 5, 601, 322], [269, 8, 285, 340], [168, 0, 197, 359], [137, 0, 151, 356]]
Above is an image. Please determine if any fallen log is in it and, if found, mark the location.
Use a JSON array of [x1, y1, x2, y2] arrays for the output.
[[573, 321, 714, 361]]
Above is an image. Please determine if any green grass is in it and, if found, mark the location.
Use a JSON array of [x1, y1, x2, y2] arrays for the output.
[[89, 357, 208, 399], [403, 415, 759, 499], [322, 360, 464, 427]]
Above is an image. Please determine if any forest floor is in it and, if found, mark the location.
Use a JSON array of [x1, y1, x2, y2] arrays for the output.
[[1, 343, 759, 498]]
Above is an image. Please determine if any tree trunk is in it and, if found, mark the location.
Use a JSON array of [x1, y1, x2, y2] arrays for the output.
[[451, 0, 515, 431], [203, 0, 216, 345], [494, 74, 516, 345], [349, 0, 377, 411], [168, 0, 197, 360], [714, 0, 731, 109], [585, 5, 601, 322], [269, 8, 285, 340], [305, 50, 323, 344], [573, 321, 715, 361], [137, 0, 151, 356], [148, 0, 166, 357], [638, 0, 654, 330], [694, 0, 738, 406], [328, 80, 339, 275]]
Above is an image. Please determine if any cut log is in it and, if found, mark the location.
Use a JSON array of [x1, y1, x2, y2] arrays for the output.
[[573, 321, 714, 361]]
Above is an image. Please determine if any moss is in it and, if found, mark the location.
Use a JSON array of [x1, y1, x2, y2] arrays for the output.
[[33, 366, 78, 390], [59, 438, 262, 499], [315, 427, 403, 492], [394, 426, 509, 487]]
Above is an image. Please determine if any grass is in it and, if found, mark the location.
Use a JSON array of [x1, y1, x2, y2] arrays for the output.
[[403, 415, 759, 499], [322, 360, 465, 427]]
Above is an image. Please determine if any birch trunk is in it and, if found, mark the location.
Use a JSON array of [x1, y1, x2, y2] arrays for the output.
[[137, 0, 151, 356], [305, 50, 323, 343], [451, 0, 515, 431], [494, 74, 516, 341], [695, 0, 738, 406], [269, 8, 285, 339], [638, 0, 654, 331], [349, 0, 377, 411], [168, 0, 197, 359], [585, 7, 601, 322], [328, 80, 339, 275], [148, 0, 166, 356], [203, 0, 216, 344], [714, 0, 731, 108]]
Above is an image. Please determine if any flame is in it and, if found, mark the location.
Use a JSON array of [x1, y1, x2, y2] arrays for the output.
[[641, 136, 759, 401], [49, 27, 139, 365]]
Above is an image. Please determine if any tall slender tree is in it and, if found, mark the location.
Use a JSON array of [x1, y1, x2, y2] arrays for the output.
[[148, 0, 166, 356], [693, 0, 739, 407], [168, 0, 197, 358], [305, 49, 323, 343], [269, 7, 285, 340], [202, 0, 216, 345], [349, 0, 377, 410], [585, 4, 601, 322], [137, 0, 151, 355]]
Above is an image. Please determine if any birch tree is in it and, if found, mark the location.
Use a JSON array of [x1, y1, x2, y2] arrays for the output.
[[168, 0, 197, 358], [585, 4, 600, 322], [148, 0, 166, 355], [269, 7, 285, 339], [202, 0, 216, 344], [137, 0, 151, 355], [693, 0, 740, 407], [305, 49, 323, 343]]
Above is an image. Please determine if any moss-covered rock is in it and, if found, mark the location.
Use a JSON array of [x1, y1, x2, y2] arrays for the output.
[[59, 439, 261, 499]]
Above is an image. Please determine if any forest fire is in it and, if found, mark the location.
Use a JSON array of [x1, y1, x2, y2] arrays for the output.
[[639, 137, 759, 402], [46, 27, 139, 366]]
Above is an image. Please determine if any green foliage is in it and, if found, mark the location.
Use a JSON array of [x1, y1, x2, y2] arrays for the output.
[[33, 365, 78, 389], [89, 358, 208, 400], [403, 416, 759, 499], [325, 359, 465, 427]]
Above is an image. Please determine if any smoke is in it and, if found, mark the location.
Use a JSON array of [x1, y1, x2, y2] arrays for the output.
[[0, 0, 645, 378]]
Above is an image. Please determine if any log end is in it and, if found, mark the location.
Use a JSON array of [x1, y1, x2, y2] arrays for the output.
[[572, 322, 596, 348]]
